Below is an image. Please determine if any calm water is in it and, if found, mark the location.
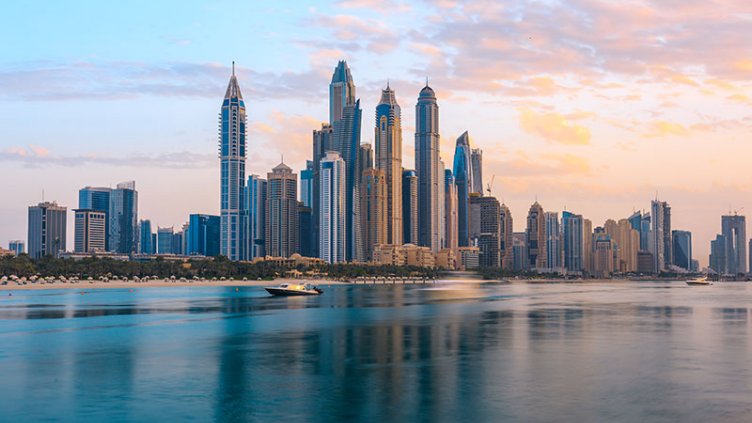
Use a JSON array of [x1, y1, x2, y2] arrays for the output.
[[1, 281, 751, 422]]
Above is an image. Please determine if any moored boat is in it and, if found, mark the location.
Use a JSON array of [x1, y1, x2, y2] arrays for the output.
[[265, 283, 323, 296]]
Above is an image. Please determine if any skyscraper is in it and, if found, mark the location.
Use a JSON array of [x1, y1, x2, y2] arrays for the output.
[[526, 202, 547, 270], [139, 220, 154, 254], [319, 152, 346, 263], [444, 169, 459, 253], [266, 162, 298, 258], [157, 227, 173, 254], [74, 209, 106, 253], [375, 83, 403, 246], [562, 211, 583, 273], [583, 218, 593, 274], [219, 63, 246, 261], [245, 175, 267, 259], [8, 240, 24, 256], [28, 202, 67, 259], [592, 227, 614, 278], [402, 169, 418, 245], [109, 181, 138, 254], [469, 195, 501, 268], [359, 143, 373, 173], [672, 230, 692, 271], [79, 186, 111, 248], [329, 61, 362, 262], [500, 203, 514, 270], [298, 203, 313, 258], [415, 83, 441, 252], [300, 160, 314, 208], [453, 131, 474, 247], [649, 200, 671, 272], [544, 211, 561, 271], [709, 234, 727, 274], [187, 214, 220, 257], [361, 168, 387, 261], [721, 214, 746, 274], [312, 124, 334, 259], [471, 148, 483, 195]]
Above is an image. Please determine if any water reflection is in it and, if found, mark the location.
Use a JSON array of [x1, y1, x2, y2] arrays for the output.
[[1, 283, 752, 421]]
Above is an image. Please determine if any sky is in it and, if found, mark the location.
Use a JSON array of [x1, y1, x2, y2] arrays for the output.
[[1, 0, 751, 266]]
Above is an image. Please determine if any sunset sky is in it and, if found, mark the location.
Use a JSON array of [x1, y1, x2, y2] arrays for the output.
[[1, 0, 751, 265]]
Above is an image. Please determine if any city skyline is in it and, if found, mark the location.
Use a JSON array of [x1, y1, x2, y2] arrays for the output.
[[2, 1, 752, 266]]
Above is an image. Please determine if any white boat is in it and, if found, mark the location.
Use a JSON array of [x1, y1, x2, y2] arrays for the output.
[[686, 277, 712, 286], [265, 283, 323, 296]]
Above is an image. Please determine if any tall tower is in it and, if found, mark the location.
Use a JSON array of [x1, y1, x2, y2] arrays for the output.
[[526, 201, 547, 271], [319, 152, 346, 263], [311, 124, 334, 259], [471, 148, 483, 195], [74, 209, 106, 253], [415, 83, 441, 252], [444, 169, 459, 253], [219, 63, 247, 261], [453, 131, 474, 247], [109, 181, 138, 254], [266, 162, 298, 258], [500, 203, 514, 270], [650, 199, 670, 272], [246, 175, 267, 259], [402, 169, 419, 244], [562, 211, 584, 273], [721, 214, 746, 274], [375, 83, 403, 246], [329, 61, 362, 261], [361, 168, 387, 261]]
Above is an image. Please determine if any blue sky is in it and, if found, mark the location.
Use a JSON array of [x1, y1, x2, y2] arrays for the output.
[[2, 0, 752, 265]]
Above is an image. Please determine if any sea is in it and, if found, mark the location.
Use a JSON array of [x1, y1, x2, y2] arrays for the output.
[[1, 281, 751, 422]]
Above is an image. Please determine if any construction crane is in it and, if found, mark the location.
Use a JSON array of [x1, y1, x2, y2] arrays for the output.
[[486, 174, 495, 196]]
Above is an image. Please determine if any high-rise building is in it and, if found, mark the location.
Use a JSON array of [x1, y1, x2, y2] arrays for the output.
[[444, 169, 459, 253], [172, 229, 184, 256], [108, 181, 138, 254], [74, 209, 106, 253], [8, 241, 24, 256], [471, 148, 483, 195], [157, 227, 173, 254], [672, 230, 692, 271], [219, 63, 246, 261], [709, 234, 727, 274], [300, 160, 314, 209], [329, 61, 362, 262], [138, 220, 154, 255], [28, 202, 67, 259], [453, 131, 473, 247], [606, 218, 639, 272], [500, 203, 514, 270], [266, 162, 298, 258], [360, 168, 387, 261], [402, 169, 418, 245], [79, 186, 111, 249], [298, 203, 313, 258], [562, 211, 583, 273], [312, 124, 334, 259], [583, 218, 593, 274], [319, 152, 346, 263], [512, 232, 527, 271], [437, 159, 446, 251], [375, 83, 403, 246], [544, 211, 561, 271], [526, 202, 547, 270], [187, 214, 220, 257], [469, 195, 501, 268], [245, 175, 267, 259], [359, 143, 373, 173], [649, 200, 671, 272], [592, 227, 614, 278], [415, 83, 441, 252], [721, 214, 747, 274]]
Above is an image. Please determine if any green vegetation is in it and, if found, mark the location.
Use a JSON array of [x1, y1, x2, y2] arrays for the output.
[[0, 255, 440, 280]]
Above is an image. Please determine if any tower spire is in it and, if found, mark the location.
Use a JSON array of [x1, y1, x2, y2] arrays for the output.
[[232, 61, 235, 76]]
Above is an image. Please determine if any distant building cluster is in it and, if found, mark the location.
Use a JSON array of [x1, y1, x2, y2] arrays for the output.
[[14, 60, 749, 277]]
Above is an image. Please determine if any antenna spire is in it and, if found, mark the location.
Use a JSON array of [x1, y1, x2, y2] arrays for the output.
[[425, 76, 429, 87], [232, 61, 235, 76]]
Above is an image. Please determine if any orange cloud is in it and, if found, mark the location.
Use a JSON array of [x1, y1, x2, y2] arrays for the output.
[[645, 120, 690, 138], [518, 108, 591, 145]]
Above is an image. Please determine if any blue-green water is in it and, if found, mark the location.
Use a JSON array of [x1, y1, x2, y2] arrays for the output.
[[1, 281, 751, 422]]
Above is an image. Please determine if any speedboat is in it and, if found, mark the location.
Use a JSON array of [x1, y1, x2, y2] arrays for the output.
[[686, 277, 712, 286], [265, 283, 323, 296]]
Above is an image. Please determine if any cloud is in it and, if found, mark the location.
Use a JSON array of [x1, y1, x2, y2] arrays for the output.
[[1, 146, 214, 169], [0, 61, 327, 102], [644, 120, 690, 138], [518, 108, 591, 145]]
